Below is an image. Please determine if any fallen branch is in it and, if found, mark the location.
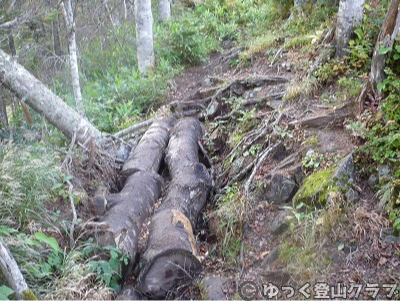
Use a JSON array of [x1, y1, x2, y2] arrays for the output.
[[245, 142, 282, 199], [0, 237, 36, 300], [67, 180, 77, 248], [113, 118, 156, 138]]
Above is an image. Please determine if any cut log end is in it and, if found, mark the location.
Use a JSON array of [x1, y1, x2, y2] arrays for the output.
[[139, 251, 202, 299], [138, 209, 202, 299]]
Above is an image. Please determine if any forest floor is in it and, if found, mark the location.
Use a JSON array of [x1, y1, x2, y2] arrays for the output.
[[164, 46, 400, 300]]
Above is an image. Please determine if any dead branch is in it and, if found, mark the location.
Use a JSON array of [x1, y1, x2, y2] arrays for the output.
[[0, 237, 36, 300], [245, 142, 282, 199], [113, 118, 155, 138]]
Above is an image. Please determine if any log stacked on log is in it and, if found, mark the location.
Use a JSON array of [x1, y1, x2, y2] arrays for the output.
[[94, 117, 176, 263], [138, 118, 212, 299]]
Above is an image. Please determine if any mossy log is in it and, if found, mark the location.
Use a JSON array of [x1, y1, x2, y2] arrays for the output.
[[137, 209, 202, 299], [121, 117, 176, 180], [95, 171, 163, 261]]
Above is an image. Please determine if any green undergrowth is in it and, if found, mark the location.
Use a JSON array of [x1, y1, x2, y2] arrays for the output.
[[350, 43, 400, 233], [0, 144, 127, 299], [210, 184, 246, 265]]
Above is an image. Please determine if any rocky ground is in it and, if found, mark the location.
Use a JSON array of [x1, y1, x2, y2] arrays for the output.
[[164, 47, 400, 300]]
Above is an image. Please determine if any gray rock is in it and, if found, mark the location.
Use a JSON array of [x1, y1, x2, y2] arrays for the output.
[[287, 163, 304, 185], [264, 173, 296, 204], [262, 246, 280, 266], [271, 210, 291, 236], [266, 100, 284, 110], [261, 270, 290, 286], [229, 156, 253, 178], [345, 188, 359, 202], [201, 276, 233, 300], [380, 228, 400, 246], [378, 164, 391, 182], [332, 154, 354, 188], [368, 174, 378, 189]]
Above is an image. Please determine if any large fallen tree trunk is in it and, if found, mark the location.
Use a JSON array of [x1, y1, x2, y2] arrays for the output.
[[95, 171, 163, 262], [164, 117, 204, 178], [138, 118, 212, 299], [137, 209, 202, 299], [0, 49, 101, 144], [121, 117, 176, 179], [92, 117, 176, 264]]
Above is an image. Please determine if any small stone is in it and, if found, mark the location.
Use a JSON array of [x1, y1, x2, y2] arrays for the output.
[[368, 174, 378, 189], [332, 154, 355, 188], [270, 210, 291, 236], [380, 228, 400, 246], [264, 173, 296, 204], [345, 188, 359, 202], [262, 247, 280, 266], [201, 276, 233, 300], [378, 164, 391, 182]]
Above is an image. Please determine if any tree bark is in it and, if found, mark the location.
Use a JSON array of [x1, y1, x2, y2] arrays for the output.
[[0, 49, 101, 144], [369, 0, 400, 88], [0, 237, 36, 300], [122, 117, 176, 180], [335, 0, 365, 58], [165, 117, 204, 178], [96, 171, 163, 262], [158, 0, 171, 23], [135, 0, 155, 76], [0, 85, 8, 130], [61, 0, 85, 116], [137, 118, 211, 299], [357, 0, 400, 109], [49, 0, 63, 57]]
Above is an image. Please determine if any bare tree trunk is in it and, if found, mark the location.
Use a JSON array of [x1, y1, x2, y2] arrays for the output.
[[61, 0, 85, 116], [158, 0, 171, 23], [8, 31, 16, 56], [357, 0, 400, 110], [369, 0, 400, 88], [0, 49, 101, 144], [135, 0, 155, 76], [0, 85, 9, 130], [49, 0, 63, 57], [0, 237, 36, 300], [335, 0, 365, 58]]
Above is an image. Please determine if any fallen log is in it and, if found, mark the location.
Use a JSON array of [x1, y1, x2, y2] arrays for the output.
[[94, 170, 163, 263], [137, 117, 211, 298], [121, 117, 176, 179], [158, 162, 211, 227], [165, 117, 204, 178], [137, 209, 202, 299]]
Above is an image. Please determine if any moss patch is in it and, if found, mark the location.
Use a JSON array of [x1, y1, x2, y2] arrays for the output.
[[293, 168, 337, 208]]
